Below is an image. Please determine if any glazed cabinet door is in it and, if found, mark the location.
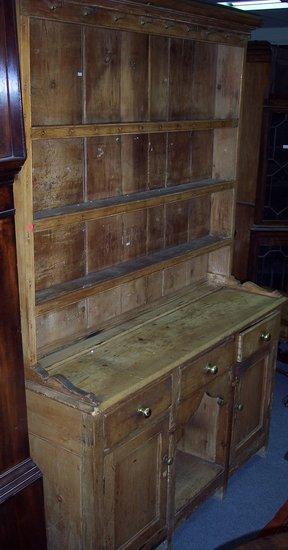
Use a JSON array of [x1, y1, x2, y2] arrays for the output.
[[230, 350, 275, 468], [103, 417, 170, 549]]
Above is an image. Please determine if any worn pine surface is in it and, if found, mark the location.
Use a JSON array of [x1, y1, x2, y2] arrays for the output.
[[175, 451, 222, 512], [17, 0, 248, 358], [43, 286, 283, 408]]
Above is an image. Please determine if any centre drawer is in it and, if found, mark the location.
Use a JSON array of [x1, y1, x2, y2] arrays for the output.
[[180, 339, 235, 401], [104, 376, 172, 449], [237, 312, 280, 362]]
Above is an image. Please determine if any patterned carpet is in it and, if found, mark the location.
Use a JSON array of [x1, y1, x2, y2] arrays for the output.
[[260, 500, 288, 536]]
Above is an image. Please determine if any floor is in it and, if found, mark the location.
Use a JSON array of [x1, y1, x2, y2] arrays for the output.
[[163, 361, 288, 549]]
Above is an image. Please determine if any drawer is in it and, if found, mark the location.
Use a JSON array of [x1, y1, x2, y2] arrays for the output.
[[237, 312, 280, 362], [105, 377, 172, 448], [180, 339, 235, 401]]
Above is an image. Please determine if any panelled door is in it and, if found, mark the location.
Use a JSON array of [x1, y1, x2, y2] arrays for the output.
[[230, 350, 275, 467], [103, 417, 170, 549]]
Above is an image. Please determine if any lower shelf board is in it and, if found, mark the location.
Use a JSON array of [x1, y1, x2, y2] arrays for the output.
[[175, 450, 223, 513]]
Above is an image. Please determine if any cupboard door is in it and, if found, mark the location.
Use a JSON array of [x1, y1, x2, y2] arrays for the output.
[[231, 351, 275, 467], [103, 417, 169, 549]]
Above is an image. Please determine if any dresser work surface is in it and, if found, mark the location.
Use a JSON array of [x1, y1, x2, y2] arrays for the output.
[[41, 283, 284, 409]]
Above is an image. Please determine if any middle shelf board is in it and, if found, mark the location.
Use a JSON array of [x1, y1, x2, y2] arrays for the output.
[[33, 178, 235, 232], [36, 234, 232, 315]]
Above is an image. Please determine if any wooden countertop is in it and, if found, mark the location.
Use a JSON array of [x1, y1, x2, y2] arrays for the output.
[[39, 283, 284, 411]]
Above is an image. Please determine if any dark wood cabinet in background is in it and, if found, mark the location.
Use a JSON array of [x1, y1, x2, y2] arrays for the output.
[[0, 1, 46, 547], [234, 42, 288, 299]]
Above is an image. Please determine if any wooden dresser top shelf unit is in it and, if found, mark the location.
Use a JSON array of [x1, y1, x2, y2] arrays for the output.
[[17, 0, 257, 367]]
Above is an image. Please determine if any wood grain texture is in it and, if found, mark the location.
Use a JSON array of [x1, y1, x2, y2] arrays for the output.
[[167, 132, 192, 186], [215, 45, 244, 119], [43, 287, 283, 407], [36, 301, 87, 352], [166, 201, 189, 247], [122, 210, 147, 260], [30, 19, 82, 125], [0, 477, 46, 550], [87, 136, 122, 200], [149, 35, 169, 121], [147, 205, 165, 254], [188, 196, 211, 240], [237, 312, 280, 362], [20, 0, 259, 40], [169, 39, 194, 120], [230, 348, 277, 468], [29, 435, 82, 550], [191, 42, 217, 119], [32, 139, 84, 212], [121, 134, 148, 194], [15, 5, 282, 550], [35, 236, 232, 315], [33, 179, 234, 232], [180, 340, 235, 400], [87, 215, 122, 272], [236, 60, 270, 204], [34, 225, 85, 290], [120, 30, 148, 121], [191, 131, 214, 180], [104, 377, 171, 448], [148, 133, 167, 189], [85, 27, 121, 123], [14, 13, 37, 367], [103, 418, 169, 548], [233, 203, 255, 281], [31, 119, 238, 140], [232, 45, 271, 283], [211, 189, 234, 237], [213, 128, 237, 180], [0, 2, 46, 547]]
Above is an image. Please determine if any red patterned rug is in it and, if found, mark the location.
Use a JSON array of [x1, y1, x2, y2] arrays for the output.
[[234, 502, 288, 548], [260, 500, 288, 536]]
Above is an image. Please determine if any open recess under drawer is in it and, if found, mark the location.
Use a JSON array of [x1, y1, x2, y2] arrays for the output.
[[237, 312, 281, 362]]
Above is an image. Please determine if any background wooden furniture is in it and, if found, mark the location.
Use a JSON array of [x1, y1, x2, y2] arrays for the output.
[[234, 42, 288, 298], [14, 1, 286, 548], [0, 0, 46, 547]]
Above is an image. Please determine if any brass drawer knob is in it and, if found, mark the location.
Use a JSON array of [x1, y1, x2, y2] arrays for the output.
[[235, 403, 244, 412], [260, 330, 271, 343], [137, 406, 152, 418], [204, 363, 218, 375], [163, 455, 174, 465]]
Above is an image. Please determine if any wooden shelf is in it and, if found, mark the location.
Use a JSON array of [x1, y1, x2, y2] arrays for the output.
[[33, 179, 234, 232], [31, 119, 238, 140], [175, 450, 223, 513], [35, 235, 232, 315]]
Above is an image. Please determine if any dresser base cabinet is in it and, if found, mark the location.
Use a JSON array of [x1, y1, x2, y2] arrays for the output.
[[25, 284, 285, 549], [230, 349, 277, 471]]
